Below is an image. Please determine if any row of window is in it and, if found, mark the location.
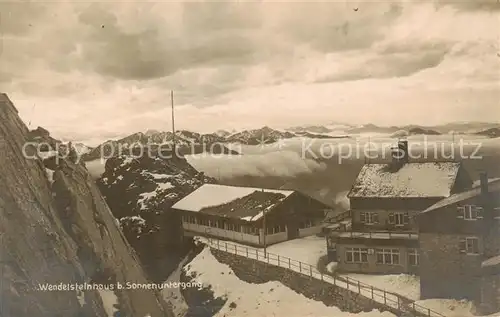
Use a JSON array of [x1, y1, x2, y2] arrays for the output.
[[181, 215, 286, 235], [457, 205, 500, 220], [359, 212, 410, 226], [345, 248, 419, 266], [344, 237, 480, 265]]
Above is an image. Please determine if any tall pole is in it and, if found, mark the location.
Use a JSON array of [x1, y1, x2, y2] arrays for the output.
[[171, 90, 176, 155], [262, 188, 267, 258]]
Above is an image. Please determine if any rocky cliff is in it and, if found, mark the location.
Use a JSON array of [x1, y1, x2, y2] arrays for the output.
[[96, 154, 217, 277], [0, 93, 173, 317]]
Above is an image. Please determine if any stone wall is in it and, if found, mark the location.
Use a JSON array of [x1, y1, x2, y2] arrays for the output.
[[210, 249, 403, 316], [477, 274, 500, 315], [419, 232, 481, 300]]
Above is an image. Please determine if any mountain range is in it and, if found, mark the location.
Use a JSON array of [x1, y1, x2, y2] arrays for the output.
[[43, 121, 499, 162]]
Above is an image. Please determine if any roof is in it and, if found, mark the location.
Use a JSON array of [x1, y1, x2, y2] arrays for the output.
[[482, 255, 500, 269], [172, 184, 295, 221], [422, 178, 500, 214], [348, 162, 461, 198]]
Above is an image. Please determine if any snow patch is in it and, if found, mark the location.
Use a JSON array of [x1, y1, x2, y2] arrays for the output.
[[326, 262, 338, 274], [342, 274, 420, 301], [97, 289, 118, 317], [45, 168, 54, 184], [185, 247, 396, 317], [172, 183, 293, 212]]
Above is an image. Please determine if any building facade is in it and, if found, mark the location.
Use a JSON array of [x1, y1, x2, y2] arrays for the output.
[[173, 184, 330, 247], [417, 174, 500, 310], [327, 140, 472, 274]]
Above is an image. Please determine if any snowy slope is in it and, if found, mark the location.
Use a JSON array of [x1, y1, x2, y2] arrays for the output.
[[184, 247, 396, 317]]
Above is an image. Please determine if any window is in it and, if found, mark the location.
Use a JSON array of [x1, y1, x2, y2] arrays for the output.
[[242, 226, 258, 235], [189, 216, 196, 224], [389, 213, 409, 226], [360, 212, 379, 225], [457, 205, 483, 220], [459, 237, 480, 255], [267, 225, 284, 234], [345, 248, 368, 263], [198, 218, 208, 226], [408, 249, 419, 266], [376, 249, 400, 265]]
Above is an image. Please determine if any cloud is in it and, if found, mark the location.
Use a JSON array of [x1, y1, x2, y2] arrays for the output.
[[185, 151, 327, 179], [0, 1, 498, 143]]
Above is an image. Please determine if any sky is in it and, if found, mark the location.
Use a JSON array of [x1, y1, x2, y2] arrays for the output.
[[1, 0, 499, 145]]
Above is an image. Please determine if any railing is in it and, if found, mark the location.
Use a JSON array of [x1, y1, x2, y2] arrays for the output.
[[202, 238, 445, 317], [335, 231, 419, 239], [325, 209, 352, 224]]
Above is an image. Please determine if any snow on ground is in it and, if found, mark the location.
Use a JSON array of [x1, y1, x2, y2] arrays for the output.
[[326, 262, 338, 274], [137, 182, 175, 210], [267, 235, 327, 266], [414, 299, 499, 317], [185, 247, 396, 317], [197, 237, 405, 311], [162, 256, 190, 317], [342, 273, 420, 301], [45, 168, 54, 184], [97, 289, 118, 317]]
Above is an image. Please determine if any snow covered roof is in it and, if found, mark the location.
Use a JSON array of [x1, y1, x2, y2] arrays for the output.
[[172, 184, 294, 221], [348, 162, 461, 198], [422, 178, 500, 214], [482, 255, 500, 269]]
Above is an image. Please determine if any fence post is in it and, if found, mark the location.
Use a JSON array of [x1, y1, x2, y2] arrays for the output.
[[235, 245, 237, 255], [256, 249, 258, 261], [346, 277, 349, 290], [371, 286, 374, 299], [397, 296, 400, 310], [288, 258, 291, 269], [428, 308, 431, 317], [278, 255, 280, 266], [246, 247, 249, 258], [357, 281, 361, 293], [384, 292, 386, 305], [217, 239, 219, 249], [309, 265, 312, 278], [299, 262, 302, 273], [333, 274, 336, 285], [321, 272, 323, 281], [225, 242, 227, 252]]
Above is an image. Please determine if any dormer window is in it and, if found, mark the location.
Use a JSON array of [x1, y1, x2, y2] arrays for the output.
[[457, 205, 483, 220]]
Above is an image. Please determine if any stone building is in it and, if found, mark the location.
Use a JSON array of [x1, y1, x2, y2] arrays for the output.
[[327, 140, 472, 274], [417, 174, 500, 313]]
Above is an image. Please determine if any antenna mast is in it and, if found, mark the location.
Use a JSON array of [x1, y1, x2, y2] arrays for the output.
[[171, 90, 176, 155]]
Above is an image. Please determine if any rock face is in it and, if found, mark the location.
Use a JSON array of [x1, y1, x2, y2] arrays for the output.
[[97, 154, 217, 265], [0, 93, 173, 317]]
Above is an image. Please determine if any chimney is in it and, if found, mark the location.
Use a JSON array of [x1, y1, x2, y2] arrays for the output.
[[480, 172, 488, 196], [391, 140, 409, 165]]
